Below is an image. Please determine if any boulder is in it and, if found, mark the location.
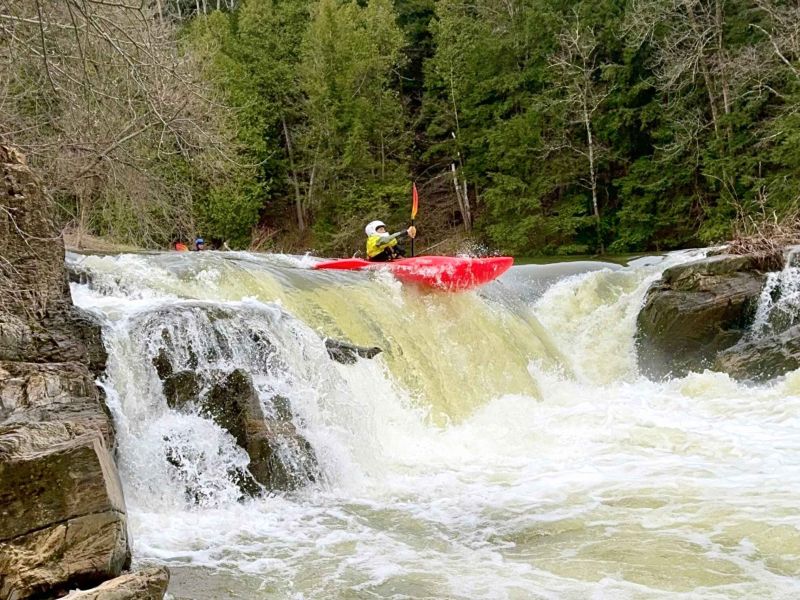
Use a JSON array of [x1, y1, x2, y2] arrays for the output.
[[203, 370, 319, 491], [62, 566, 170, 600], [714, 324, 800, 382], [325, 338, 382, 365], [154, 365, 319, 496], [0, 427, 129, 599], [162, 370, 200, 411], [636, 253, 779, 378], [0, 362, 115, 447]]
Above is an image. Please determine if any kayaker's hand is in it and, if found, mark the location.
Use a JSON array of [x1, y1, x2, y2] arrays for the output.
[[407, 226, 417, 239]]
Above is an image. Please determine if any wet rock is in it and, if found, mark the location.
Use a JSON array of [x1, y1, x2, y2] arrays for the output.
[[152, 348, 173, 380], [636, 254, 778, 378], [203, 369, 319, 492], [151, 332, 198, 377], [325, 338, 382, 365], [62, 566, 170, 600], [163, 432, 263, 503], [157, 363, 264, 499], [270, 394, 293, 422], [227, 466, 264, 498], [0, 427, 129, 599], [714, 324, 800, 382], [162, 370, 201, 410], [244, 421, 319, 491], [67, 263, 92, 285], [159, 368, 318, 498], [203, 370, 256, 444], [65, 307, 108, 379]]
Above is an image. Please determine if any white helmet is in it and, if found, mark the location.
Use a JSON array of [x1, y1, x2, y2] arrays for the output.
[[365, 220, 386, 236]]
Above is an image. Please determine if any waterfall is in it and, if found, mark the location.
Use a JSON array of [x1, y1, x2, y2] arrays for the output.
[[68, 250, 800, 599], [750, 248, 800, 339]]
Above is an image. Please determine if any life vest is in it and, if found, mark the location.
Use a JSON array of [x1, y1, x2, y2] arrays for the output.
[[366, 234, 397, 258], [174, 242, 188, 252]]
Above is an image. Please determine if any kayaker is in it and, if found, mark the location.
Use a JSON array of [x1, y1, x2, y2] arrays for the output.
[[365, 221, 416, 262], [192, 238, 205, 251]]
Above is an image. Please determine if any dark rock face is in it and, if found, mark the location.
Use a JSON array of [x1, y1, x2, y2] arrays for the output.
[[0, 146, 70, 317], [162, 370, 201, 410], [714, 324, 800, 382], [0, 147, 137, 600], [325, 338, 382, 364], [156, 366, 319, 497], [637, 254, 778, 378], [205, 370, 319, 491]]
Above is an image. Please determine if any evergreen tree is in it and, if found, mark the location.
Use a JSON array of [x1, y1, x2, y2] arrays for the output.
[[299, 0, 410, 252]]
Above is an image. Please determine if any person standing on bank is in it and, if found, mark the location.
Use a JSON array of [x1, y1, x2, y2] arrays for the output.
[[364, 220, 416, 262]]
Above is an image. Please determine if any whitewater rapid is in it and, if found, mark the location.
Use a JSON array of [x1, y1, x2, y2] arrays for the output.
[[68, 251, 800, 599]]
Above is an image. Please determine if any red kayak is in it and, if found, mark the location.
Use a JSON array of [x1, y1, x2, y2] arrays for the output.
[[313, 256, 513, 291]]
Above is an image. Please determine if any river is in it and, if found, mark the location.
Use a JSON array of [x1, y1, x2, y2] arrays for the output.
[[67, 250, 800, 599]]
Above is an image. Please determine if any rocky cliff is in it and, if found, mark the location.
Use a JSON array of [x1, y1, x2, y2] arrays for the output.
[[0, 147, 168, 599]]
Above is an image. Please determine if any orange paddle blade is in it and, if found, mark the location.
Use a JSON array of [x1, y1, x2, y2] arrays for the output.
[[412, 182, 419, 219]]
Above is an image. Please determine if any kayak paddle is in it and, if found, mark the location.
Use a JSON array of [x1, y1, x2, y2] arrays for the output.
[[411, 182, 419, 257]]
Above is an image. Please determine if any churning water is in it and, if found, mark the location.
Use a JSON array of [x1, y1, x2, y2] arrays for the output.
[[68, 250, 800, 600]]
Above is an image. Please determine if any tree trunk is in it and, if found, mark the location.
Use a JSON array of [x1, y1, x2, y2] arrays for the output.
[[306, 162, 317, 217], [462, 178, 472, 231], [451, 163, 472, 232], [281, 116, 305, 232], [715, 0, 733, 145], [583, 103, 603, 254], [77, 195, 88, 250], [686, 3, 721, 139]]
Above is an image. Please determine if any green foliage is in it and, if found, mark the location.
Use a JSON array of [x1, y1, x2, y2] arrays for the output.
[[197, 179, 264, 248], [39, 0, 800, 254], [184, 1, 310, 243], [297, 0, 410, 252]]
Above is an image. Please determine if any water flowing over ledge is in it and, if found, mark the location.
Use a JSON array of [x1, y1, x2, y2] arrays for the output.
[[69, 250, 800, 600]]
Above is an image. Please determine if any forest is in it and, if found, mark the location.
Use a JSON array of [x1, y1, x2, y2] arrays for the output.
[[2, 0, 800, 256]]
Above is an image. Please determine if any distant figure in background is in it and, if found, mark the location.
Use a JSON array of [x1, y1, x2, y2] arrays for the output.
[[365, 220, 416, 262], [174, 241, 188, 251], [193, 238, 205, 251]]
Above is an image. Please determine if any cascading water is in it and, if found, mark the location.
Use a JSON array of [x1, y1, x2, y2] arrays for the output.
[[68, 251, 800, 599], [750, 249, 800, 340]]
